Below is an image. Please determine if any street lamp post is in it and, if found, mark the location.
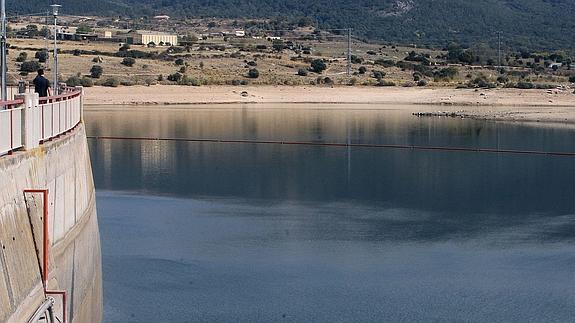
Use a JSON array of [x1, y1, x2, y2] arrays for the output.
[[50, 4, 60, 95], [1, 0, 7, 101]]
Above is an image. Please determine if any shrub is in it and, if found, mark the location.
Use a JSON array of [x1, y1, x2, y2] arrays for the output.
[[310, 59, 327, 73], [376, 80, 396, 86], [20, 61, 40, 72], [80, 77, 93, 87], [434, 67, 459, 81], [297, 68, 308, 76], [534, 83, 555, 89], [497, 75, 509, 84], [350, 55, 363, 64], [569, 75, 575, 83], [272, 40, 284, 52], [372, 70, 386, 80], [167, 72, 182, 82], [90, 65, 103, 78], [179, 76, 201, 86], [102, 77, 120, 87], [468, 76, 491, 88], [179, 66, 187, 73], [35, 50, 48, 63], [16, 52, 27, 62], [247, 61, 257, 67], [73, 49, 81, 56], [65, 76, 82, 87], [515, 81, 534, 89], [175, 58, 185, 66], [417, 79, 428, 86], [248, 68, 260, 78], [358, 66, 367, 74], [374, 59, 395, 67], [121, 57, 136, 67]]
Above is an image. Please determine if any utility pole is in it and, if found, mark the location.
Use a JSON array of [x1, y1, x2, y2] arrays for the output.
[[50, 4, 60, 95], [497, 31, 502, 69], [347, 28, 352, 76], [1, 0, 7, 101], [45, 11, 50, 71]]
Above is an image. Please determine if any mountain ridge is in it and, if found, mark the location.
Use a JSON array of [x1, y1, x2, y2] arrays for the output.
[[7, 0, 575, 51]]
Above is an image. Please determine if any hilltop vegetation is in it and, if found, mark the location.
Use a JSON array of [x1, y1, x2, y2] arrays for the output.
[[8, 0, 575, 51]]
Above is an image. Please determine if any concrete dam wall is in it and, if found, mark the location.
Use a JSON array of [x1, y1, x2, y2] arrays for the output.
[[0, 121, 102, 322]]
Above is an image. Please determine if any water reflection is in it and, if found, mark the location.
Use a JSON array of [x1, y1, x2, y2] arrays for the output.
[[86, 105, 575, 217], [86, 105, 575, 322]]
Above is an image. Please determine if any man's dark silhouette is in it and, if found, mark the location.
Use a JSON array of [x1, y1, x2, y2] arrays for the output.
[[33, 69, 51, 97]]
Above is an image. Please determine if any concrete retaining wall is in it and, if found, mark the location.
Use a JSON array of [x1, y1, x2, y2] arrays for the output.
[[0, 123, 102, 323]]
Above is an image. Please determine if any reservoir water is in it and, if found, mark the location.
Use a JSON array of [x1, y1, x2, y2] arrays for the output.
[[85, 105, 575, 322]]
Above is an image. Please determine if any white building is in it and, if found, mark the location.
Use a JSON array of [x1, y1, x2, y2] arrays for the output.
[[122, 30, 178, 46]]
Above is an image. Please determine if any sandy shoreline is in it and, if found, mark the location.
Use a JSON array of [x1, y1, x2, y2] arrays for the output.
[[84, 85, 575, 124]]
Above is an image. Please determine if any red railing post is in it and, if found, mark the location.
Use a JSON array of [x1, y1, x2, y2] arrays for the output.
[[24, 189, 68, 323]]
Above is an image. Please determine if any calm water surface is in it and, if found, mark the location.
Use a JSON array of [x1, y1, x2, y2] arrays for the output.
[[85, 105, 575, 322]]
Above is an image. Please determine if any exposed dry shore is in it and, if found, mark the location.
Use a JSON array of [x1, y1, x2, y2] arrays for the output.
[[84, 85, 575, 124]]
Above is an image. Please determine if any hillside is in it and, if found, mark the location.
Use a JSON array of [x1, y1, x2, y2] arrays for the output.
[[8, 0, 575, 51]]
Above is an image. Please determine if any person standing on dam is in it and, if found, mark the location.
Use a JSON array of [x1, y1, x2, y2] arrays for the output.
[[33, 68, 51, 97]]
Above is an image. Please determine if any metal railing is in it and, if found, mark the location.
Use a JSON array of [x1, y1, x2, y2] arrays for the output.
[[0, 85, 83, 156], [39, 87, 82, 142], [0, 99, 24, 154]]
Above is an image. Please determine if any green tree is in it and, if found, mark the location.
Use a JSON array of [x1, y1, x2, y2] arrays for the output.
[[20, 61, 40, 73], [35, 50, 48, 63]]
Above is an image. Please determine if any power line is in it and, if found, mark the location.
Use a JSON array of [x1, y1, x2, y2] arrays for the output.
[[86, 136, 575, 158]]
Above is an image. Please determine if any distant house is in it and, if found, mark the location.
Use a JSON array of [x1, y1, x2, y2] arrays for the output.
[[235, 30, 246, 37], [121, 30, 178, 46], [153, 15, 170, 20], [99, 31, 113, 39], [549, 63, 563, 70]]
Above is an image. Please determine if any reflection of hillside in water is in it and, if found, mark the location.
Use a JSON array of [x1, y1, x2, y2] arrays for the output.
[[86, 105, 575, 241]]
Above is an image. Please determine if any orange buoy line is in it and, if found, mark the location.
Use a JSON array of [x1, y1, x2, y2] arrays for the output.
[[86, 136, 575, 157]]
